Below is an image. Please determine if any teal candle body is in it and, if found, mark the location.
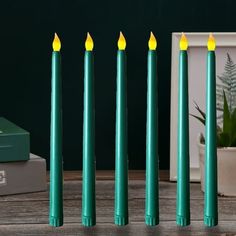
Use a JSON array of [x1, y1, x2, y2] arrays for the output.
[[82, 50, 96, 227], [176, 50, 190, 226], [145, 50, 159, 226], [204, 51, 218, 227], [49, 51, 63, 227], [114, 50, 128, 226]]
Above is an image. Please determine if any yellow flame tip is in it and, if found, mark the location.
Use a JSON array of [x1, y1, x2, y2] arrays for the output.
[[148, 31, 157, 50], [207, 33, 216, 51], [118, 31, 126, 50], [85, 32, 94, 51], [179, 33, 188, 51], [52, 33, 61, 51]]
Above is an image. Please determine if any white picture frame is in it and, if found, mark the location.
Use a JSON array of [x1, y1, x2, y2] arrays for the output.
[[170, 32, 236, 181]]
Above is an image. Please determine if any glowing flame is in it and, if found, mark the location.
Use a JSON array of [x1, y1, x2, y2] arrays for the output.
[[207, 33, 216, 51], [52, 33, 61, 52], [118, 31, 126, 50], [85, 32, 94, 51], [179, 33, 188, 51], [148, 32, 157, 50]]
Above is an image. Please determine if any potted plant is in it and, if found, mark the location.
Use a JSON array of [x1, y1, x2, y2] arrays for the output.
[[192, 53, 236, 196]]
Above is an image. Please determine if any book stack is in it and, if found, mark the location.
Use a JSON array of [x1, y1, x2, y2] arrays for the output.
[[0, 117, 47, 195]]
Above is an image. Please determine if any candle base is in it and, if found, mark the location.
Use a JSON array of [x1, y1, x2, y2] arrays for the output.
[[204, 215, 218, 227], [114, 215, 128, 226], [49, 216, 63, 227], [176, 215, 190, 227], [82, 216, 96, 227], [145, 215, 159, 226]]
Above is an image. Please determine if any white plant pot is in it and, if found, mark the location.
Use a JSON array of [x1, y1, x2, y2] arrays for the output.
[[198, 134, 236, 196]]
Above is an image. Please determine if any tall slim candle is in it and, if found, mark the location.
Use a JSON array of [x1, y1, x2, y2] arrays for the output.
[[82, 33, 96, 227], [204, 33, 218, 227], [176, 33, 190, 227], [145, 32, 159, 226], [49, 33, 63, 227], [114, 31, 128, 226]]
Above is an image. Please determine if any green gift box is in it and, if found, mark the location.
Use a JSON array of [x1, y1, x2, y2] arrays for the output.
[[0, 117, 30, 162]]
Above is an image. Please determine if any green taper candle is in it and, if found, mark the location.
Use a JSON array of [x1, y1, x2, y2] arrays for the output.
[[114, 32, 128, 226], [176, 33, 190, 227], [145, 32, 159, 226], [82, 33, 96, 227], [49, 33, 63, 227], [204, 33, 218, 227]]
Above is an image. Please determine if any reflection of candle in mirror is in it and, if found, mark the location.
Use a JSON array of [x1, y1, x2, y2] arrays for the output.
[[114, 31, 128, 226], [49, 33, 63, 227], [82, 32, 96, 227], [176, 33, 190, 227], [204, 33, 218, 227], [145, 32, 159, 226]]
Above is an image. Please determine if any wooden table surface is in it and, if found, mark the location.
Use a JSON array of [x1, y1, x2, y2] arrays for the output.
[[0, 170, 236, 236]]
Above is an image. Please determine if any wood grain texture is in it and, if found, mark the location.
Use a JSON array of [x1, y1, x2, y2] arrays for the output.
[[51, 170, 169, 181], [0, 171, 236, 235], [1, 222, 236, 236]]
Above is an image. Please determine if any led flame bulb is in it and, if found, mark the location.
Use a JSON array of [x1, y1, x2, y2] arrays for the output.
[[118, 32, 126, 50], [85, 33, 94, 51], [148, 32, 157, 50], [179, 33, 188, 51], [52, 33, 61, 52], [207, 33, 216, 51]]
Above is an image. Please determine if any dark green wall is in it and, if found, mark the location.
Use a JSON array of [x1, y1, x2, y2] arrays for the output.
[[0, 0, 234, 170]]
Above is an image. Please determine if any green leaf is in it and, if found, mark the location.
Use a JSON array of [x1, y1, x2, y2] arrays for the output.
[[217, 132, 230, 147], [230, 108, 236, 145], [230, 133, 236, 146], [217, 125, 222, 133], [223, 90, 231, 135]]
